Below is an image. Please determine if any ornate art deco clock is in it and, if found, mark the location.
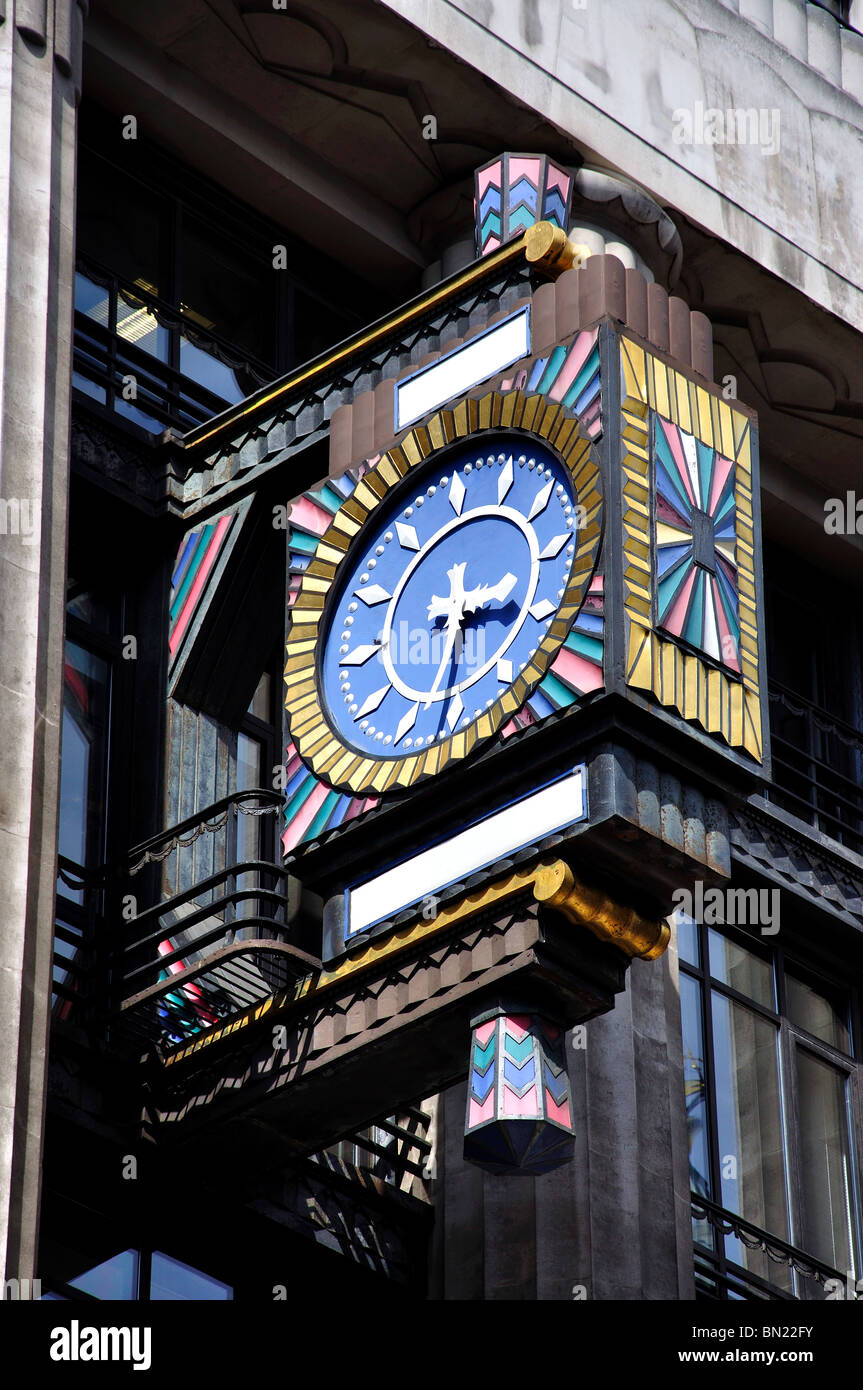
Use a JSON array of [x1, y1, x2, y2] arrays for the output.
[[285, 392, 603, 796]]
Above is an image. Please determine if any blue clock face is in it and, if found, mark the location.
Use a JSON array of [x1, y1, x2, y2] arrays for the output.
[[320, 438, 579, 756]]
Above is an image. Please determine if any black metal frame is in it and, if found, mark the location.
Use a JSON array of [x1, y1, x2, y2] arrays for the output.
[[680, 913, 863, 1298], [767, 679, 863, 855]]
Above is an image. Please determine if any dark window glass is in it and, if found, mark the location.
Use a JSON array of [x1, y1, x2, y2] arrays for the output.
[[294, 288, 357, 365], [77, 152, 169, 296], [181, 218, 274, 367], [681, 972, 710, 1202], [675, 910, 699, 966], [59, 641, 110, 885], [681, 924, 862, 1298]]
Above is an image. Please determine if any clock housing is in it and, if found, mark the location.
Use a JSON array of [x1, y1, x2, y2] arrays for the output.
[[284, 390, 603, 797]]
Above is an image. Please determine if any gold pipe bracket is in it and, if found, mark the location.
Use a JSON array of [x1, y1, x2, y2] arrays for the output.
[[532, 861, 670, 961], [523, 221, 592, 279]]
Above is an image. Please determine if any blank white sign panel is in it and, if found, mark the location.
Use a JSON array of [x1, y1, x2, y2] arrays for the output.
[[395, 306, 531, 430], [347, 764, 585, 937]]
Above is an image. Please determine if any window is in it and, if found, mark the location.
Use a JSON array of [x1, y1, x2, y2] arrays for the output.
[[41, 1249, 231, 1301], [678, 914, 861, 1298], [54, 584, 124, 1022], [72, 108, 372, 433], [764, 547, 863, 854]]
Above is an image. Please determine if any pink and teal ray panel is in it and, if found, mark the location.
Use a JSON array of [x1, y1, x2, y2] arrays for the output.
[[464, 1006, 575, 1175], [474, 153, 573, 257], [169, 511, 236, 666], [501, 326, 602, 440], [653, 415, 741, 673], [285, 466, 379, 854]]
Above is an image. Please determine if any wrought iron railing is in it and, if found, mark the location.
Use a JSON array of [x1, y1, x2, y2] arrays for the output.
[[766, 680, 863, 857], [52, 791, 318, 1051], [692, 1193, 857, 1300], [113, 790, 318, 1051]]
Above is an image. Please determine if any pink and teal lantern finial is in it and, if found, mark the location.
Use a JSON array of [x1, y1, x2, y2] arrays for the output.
[[464, 1003, 576, 1175], [474, 153, 574, 258]]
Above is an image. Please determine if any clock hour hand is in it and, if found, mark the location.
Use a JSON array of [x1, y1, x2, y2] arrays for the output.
[[462, 572, 517, 615], [427, 571, 517, 624]]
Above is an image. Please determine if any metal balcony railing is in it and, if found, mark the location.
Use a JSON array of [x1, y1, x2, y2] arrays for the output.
[[113, 790, 318, 1052], [766, 680, 863, 857], [692, 1194, 856, 1301], [51, 791, 319, 1053]]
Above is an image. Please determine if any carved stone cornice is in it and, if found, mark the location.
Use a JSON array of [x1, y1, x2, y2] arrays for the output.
[[70, 408, 164, 509], [730, 795, 863, 929]]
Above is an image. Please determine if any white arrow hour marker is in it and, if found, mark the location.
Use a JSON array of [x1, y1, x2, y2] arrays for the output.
[[339, 644, 380, 666], [498, 456, 514, 504], [354, 683, 391, 720], [396, 522, 419, 550], [446, 692, 464, 731], [539, 534, 569, 560], [395, 700, 419, 744], [496, 658, 513, 684], [529, 598, 556, 621], [528, 478, 554, 521], [355, 584, 392, 606], [449, 472, 466, 515]]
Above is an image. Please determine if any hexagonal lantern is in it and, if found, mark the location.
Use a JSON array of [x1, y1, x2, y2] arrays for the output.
[[475, 152, 574, 256], [464, 1004, 575, 1175]]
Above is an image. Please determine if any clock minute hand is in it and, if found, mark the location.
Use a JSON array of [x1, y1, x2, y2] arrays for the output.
[[425, 563, 467, 709], [462, 571, 517, 616]]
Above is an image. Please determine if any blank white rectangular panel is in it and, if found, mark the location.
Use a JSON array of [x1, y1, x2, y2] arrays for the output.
[[347, 764, 585, 937], [395, 306, 531, 430]]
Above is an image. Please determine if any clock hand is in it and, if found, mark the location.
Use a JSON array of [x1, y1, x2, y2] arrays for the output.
[[427, 571, 517, 623], [425, 563, 467, 708], [462, 571, 517, 615]]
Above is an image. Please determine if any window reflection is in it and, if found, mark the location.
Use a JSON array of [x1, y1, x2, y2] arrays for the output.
[[41, 1249, 231, 1301], [786, 971, 850, 1053], [796, 1049, 854, 1274], [150, 1252, 232, 1301], [681, 922, 860, 1297], [58, 642, 110, 899], [707, 930, 774, 1008], [70, 1250, 139, 1301]]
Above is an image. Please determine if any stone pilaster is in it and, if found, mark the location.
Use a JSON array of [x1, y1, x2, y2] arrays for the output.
[[0, 0, 86, 1287]]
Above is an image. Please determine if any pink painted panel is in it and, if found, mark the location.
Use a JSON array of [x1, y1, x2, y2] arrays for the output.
[[660, 417, 696, 507], [468, 1092, 496, 1127], [548, 328, 598, 403], [708, 454, 734, 515], [476, 163, 501, 198], [546, 1095, 572, 1128], [502, 1083, 539, 1117], [551, 646, 603, 694], [545, 163, 572, 197], [663, 566, 697, 638], [507, 157, 541, 186], [290, 495, 333, 536], [170, 513, 232, 657]]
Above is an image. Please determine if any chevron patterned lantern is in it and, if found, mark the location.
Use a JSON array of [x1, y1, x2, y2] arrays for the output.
[[463, 1006, 575, 1175], [474, 153, 574, 257]]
